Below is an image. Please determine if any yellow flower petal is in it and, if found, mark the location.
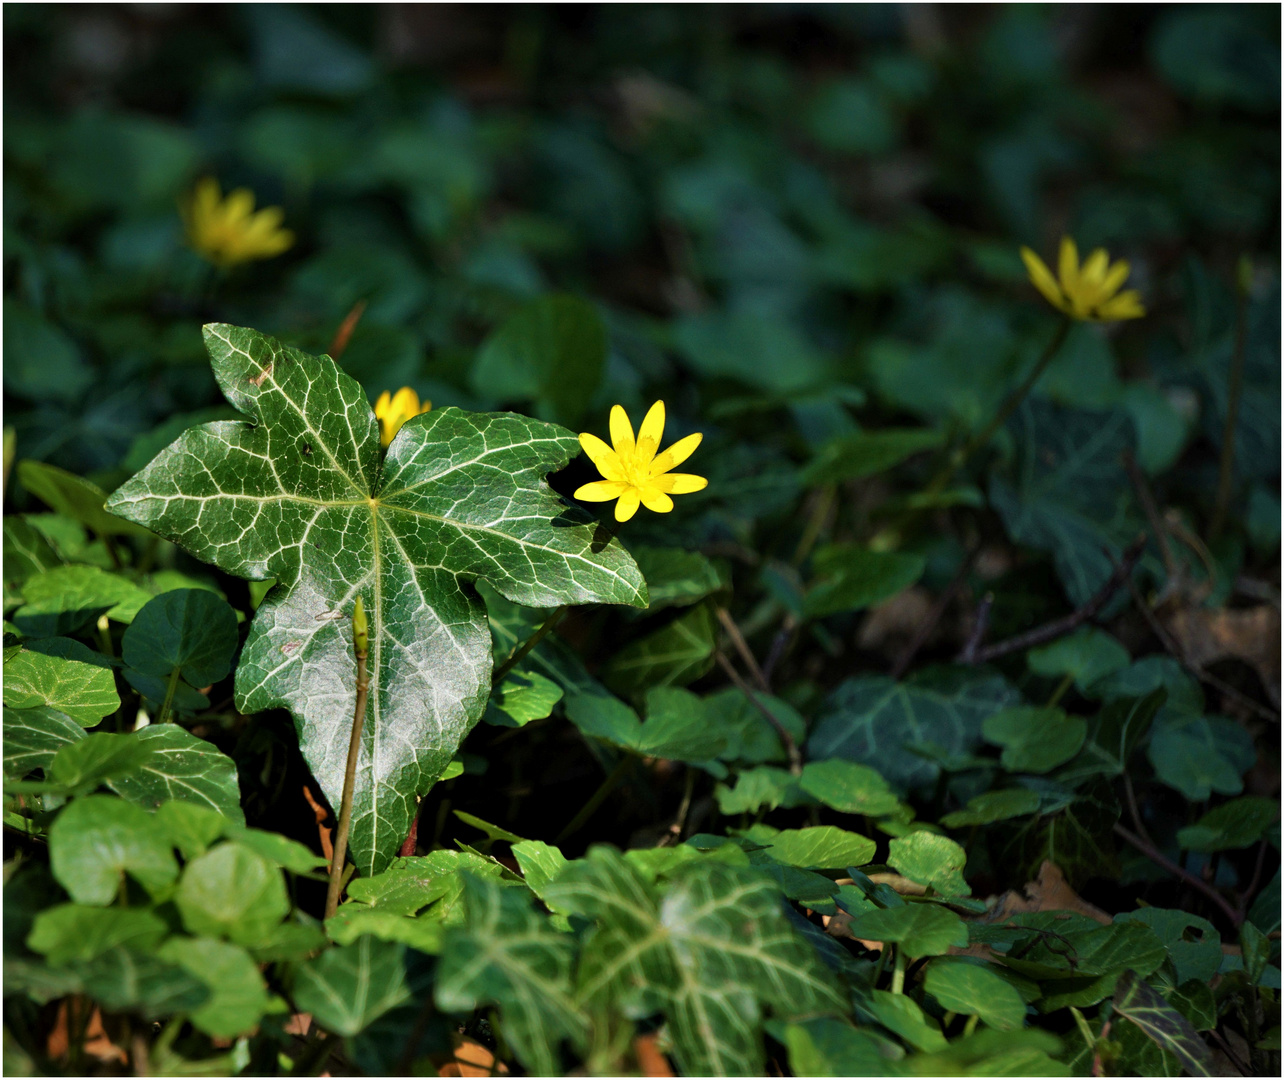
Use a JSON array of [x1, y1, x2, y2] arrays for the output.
[[575, 480, 630, 501], [650, 431, 702, 476], [391, 387, 420, 416], [1058, 236, 1080, 291], [1020, 248, 1068, 313], [614, 488, 641, 522], [1080, 248, 1110, 289], [651, 473, 707, 495], [1096, 291, 1146, 321], [1098, 258, 1131, 299], [609, 404, 635, 459], [636, 400, 665, 463], [578, 432, 625, 482], [639, 486, 674, 513], [375, 390, 391, 415], [224, 188, 256, 224]]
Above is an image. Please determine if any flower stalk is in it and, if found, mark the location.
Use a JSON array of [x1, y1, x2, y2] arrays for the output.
[[325, 596, 370, 919]]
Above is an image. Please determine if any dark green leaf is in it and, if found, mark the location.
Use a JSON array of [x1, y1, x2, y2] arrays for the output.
[[803, 544, 925, 619], [1026, 628, 1130, 691], [17, 460, 150, 538], [105, 324, 644, 872], [27, 904, 168, 964], [121, 589, 240, 687], [924, 958, 1027, 1031], [983, 707, 1086, 774], [777, 1018, 904, 1076], [940, 788, 1041, 828], [77, 946, 211, 1020], [1112, 969, 1214, 1077], [49, 794, 179, 904], [48, 732, 153, 791], [629, 547, 727, 613], [801, 428, 943, 486], [2, 705, 86, 777], [843, 903, 968, 957], [107, 724, 244, 822], [602, 602, 716, 694], [1176, 796, 1278, 852]]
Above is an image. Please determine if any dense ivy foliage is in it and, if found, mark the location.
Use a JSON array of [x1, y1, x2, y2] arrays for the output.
[[3, 5, 1279, 1077]]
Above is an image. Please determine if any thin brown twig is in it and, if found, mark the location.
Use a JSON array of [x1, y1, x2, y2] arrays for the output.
[[761, 613, 798, 689], [1207, 1027, 1251, 1077], [1113, 822, 1241, 927], [894, 548, 978, 678], [957, 593, 994, 664], [1122, 772, 1156, 849], [961, 536, 1146, 665], [493, 605, 567, 684], [1123, 450, 1180, 586], [716, 607, 769, 692], [715, 651, 802, 775], [325, 617, 369, 920], [328, 299, 367, 361]]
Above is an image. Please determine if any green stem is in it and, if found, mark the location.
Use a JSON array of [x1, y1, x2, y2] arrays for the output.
[[925, 317, 1071, 497], [556, 756, 630, 844], [493, 605, 568, 684], [1046, 672, 1074, 708], [891, 946, 907, 995], [1209, 265, 1249, 542], [325, 641, 370, 920], [962, 1014, 979, 1038], [157, 666, 182, 725]]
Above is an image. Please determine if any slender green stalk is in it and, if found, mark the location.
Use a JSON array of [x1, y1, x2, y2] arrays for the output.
[[493, 605, 568, 684], [156, 666, 182, 725], [962, 1014, 979, 1037], [556, 756, 630, 844], [1209, 259, 1251, 541], [891, 946, 907, 994], [325, 598, 370, 919], [1046, 672, 1074, 708], [925, 317, 1071, 498]]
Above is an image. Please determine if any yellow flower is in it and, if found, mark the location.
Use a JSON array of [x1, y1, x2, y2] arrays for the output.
[[183, 178, 295, 268], [1020, 237, 1145, 322], [374, 387, 431, 447], [575, 401, 707, 522]]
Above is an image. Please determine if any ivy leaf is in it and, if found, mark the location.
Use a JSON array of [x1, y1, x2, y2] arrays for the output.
[[1176, 796, 1280, 852], [983, 707, 1086, 773], [939, 788, 1040, 828], [797, 759, 902, 817], [807, 666, 1022, 793], [175, 842, 289, 946], [16, 460, 151, 538], [156, 937, 269, 1039], [1112, 970, 1214, 1077], [602, 602, 717, 694], [105, 324, 645, 872], [803, 544, 925, 619], [436, 874, 586, 1075], [923, 959, 1026, 1031], [2, 705, 86, 778], [3, 645, 120, 726], [75, 946, 211, 1020], [629, 546, 727, 613], [292, 936, 411, 1037], [887, 833, 970, 896], [49, 795, 179, 905], [27, 904, 169, 965], [545, 847, 844, 1076], [14, 565, 152, 637], [121, 588, 240, 688], [105, 725, 245, 823], [843, 903, 968, 958]]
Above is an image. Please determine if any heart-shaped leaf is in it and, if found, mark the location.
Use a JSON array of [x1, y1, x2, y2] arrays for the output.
[[106, 324, 645, 871], [121, 588, 240, 688]]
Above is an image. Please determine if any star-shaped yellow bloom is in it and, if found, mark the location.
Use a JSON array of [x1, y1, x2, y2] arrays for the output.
[[575, 401, 707, 522], [1020, 236, 1145, 322], [183, 178, 295, 269], [374, 387, 431, 447]]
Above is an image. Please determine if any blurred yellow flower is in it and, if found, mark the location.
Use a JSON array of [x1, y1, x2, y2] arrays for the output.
[[1020, 237, 1145, 322], [183, 178, 294, 268], [374, 387, 431, 447], [575, 401, 707, 522]]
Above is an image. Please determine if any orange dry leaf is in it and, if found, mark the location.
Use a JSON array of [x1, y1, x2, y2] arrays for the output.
[[634, 1033, 675, 1078], [47, 1000, 126, 1065], [303, 784, 334, 862], [984, 861, 1112, 926], [438, 1036, 509, 1077]]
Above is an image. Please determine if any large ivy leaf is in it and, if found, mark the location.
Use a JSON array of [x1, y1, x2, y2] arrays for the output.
[[545, 847, 844, 1076], [106, 725, 245, 823], [2, 705, 86, 778], [807, 666, 1022, 792], [436, 874, 585, 1075], [105, 324, 645, 871], [292, 935, 411, 1037]]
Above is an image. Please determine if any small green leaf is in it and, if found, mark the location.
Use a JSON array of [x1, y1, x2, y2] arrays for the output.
[[156, 937, 269, 1039], [175, 842, 289, 946], [564, 689, 728, 761], [48, 732, 153, 791], [887, 832, 970, 896], [778, 1018, 903, 1076], [1167, 980, 1217, 1031], [798, 758, 902, 816], [803, 544, 925, 619], [863, 989, 948, 1051], [801, 428, 943, 486], [602, 602, 717, 694], [436, 874, 586, 1075], [347, 850, 509, 917], [155, 800, 227, 860], [27, 904, 168, 965], [762, 826, 876, 870], [716, 767, 806, 815], [1054, 691, 1165, 786], [630, 547, 727, 613], [844, 903, 968, 957], [1112, 970, 1214, 1077], [17, 460, 150, 538], [1176, 796, 1279, 852], [223, 824, 327, 874], [76, 946, 211, 1020], [3, 517, 61, 587], [983, 707, 1086, 773], [472, 294, 607, 425], [484, 669, 563, 727], [924, 958, 1027, 1031], [1027, 628, 1130, 691], [940, 789, 1040, 827], [1148, 715, 1253, 800], [3, 646, 120, 726], [293, 936, 411, 1037], [1240, 920, 1270, 986], [49, 795, 179, 905], [511, 840, 568, 899], [454, 810, 526, 845], [107, 725, 245, 822], [121, 589, 240, 688], [325, 906, 444, 953], [2, 705, 86, 778], [14, 565, 151, 637]]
